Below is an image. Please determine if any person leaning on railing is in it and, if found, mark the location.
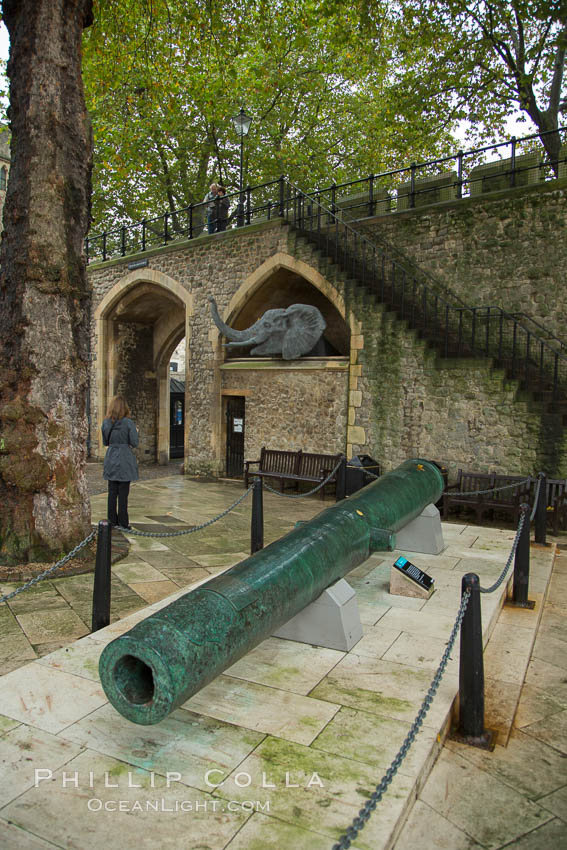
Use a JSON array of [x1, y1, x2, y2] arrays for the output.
[[204, 182, 219, 234], [216, 185, 230, 232]]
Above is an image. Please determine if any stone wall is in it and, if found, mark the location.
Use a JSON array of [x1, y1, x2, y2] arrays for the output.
[[113, 322, 156, 462], [86, 180, 567, 480], [221, 362, 349, 465], [358, 178, 567, 342], [352, 299, 566, 478]]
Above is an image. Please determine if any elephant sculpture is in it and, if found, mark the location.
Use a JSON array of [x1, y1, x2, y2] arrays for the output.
[[208, 296, 326, 360]]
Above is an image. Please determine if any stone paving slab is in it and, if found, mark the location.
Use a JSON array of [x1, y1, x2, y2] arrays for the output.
[[0, 477, 560, 850]]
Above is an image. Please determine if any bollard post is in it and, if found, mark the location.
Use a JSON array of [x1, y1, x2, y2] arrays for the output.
[[534, 471, 547, 545], [251, 477, 264, 554], [455, 573, 494, 749], [92, 520, 112, 632], [509, 503, 535, 609], [335, 455, 347, 502]]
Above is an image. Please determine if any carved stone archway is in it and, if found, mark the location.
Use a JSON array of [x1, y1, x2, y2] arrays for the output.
[[93, 269, 193, 463], [209, 252, 361, 469]]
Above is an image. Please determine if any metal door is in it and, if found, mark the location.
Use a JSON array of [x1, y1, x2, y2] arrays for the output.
[[225, 396, 245, 478], [169, 392, 185, 459]]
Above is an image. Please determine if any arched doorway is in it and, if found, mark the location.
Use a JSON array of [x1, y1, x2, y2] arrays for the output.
[[169, 339, 186, 459], [212, 256, 351, 475], [93, 270, 192, 464]]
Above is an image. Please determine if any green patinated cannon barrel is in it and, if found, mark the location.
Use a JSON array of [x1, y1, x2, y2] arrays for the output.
[[99, 458, 443, 724]]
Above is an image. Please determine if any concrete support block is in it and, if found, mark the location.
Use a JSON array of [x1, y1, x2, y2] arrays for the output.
[[396, 503, 445, 555], [273, 578, 363, 651]]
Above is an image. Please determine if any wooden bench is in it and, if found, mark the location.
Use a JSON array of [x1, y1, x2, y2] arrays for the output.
[[443, 470, 532, 525], [244, 447, 344, 499]]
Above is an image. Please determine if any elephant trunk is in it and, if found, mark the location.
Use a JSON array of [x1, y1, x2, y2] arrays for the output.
[[208, 296, 253, 343]]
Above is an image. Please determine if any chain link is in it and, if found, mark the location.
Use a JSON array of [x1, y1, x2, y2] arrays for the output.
[[263, 459, 344, 499], [332, 587, 471, 850], [115, 485, 254, 537], [0, 529, 97, 604]]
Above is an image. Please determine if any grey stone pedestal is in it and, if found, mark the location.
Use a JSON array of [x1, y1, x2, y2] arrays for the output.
[[395, 503, 445, 555], [273, 578, 363, 652]]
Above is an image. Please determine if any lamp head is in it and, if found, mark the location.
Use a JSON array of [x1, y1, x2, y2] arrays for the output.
[[231, 107, 252, 137]]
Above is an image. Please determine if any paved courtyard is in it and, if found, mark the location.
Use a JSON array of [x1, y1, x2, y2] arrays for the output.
[[0, 473, 565, 849]]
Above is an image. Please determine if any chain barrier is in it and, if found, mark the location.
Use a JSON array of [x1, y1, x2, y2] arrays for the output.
[[333, 473, 535, 847], [478, 509, 526, 594], [477, 474, 540, 594], [115, 485, 254, 537], [0, 529, 98, 604], [448, 475, 532, 498], [351, 466, 379, 481], [332, 586, 472, 850], [529, 474, 543, 523], [263, 459, 344, 499], [1, 485, 256, 602]]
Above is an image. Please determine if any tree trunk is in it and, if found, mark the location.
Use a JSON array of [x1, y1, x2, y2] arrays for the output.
[[0, 0, 94, 564]]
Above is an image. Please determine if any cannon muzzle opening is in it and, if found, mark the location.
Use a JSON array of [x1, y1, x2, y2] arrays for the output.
[[113, 654, 155, 705]]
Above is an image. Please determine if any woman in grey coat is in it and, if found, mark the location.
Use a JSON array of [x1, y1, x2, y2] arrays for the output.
[[102, 395, 139, 529]]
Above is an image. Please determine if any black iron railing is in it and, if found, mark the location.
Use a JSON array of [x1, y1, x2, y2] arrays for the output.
[[288, 183, 567, 412], [85, 126, 566, 264]]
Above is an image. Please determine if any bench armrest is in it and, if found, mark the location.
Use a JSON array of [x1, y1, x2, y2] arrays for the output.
[[244, 459, 260, 488]]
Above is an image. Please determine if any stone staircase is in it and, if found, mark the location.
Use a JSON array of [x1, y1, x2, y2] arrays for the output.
[[283, 189, 567, 418], [284, 217, 566, 475]]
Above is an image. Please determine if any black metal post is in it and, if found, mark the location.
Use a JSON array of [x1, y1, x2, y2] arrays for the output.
[[237, 133, 245, 227], [456, 573, 494, 748], [456, 150, 463, 198], [410, 163, 416, 208], [335, 455, 347, 502], [92, 520, 112, 632], [251, 477, 264, 554], [245, 186, 251, 225], [534, 472, 547, 545], [510, 503, 535, 609], [279, 175, 285, 217]]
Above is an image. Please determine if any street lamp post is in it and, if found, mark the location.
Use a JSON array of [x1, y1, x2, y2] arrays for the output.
[[231, 108, 252, 226]]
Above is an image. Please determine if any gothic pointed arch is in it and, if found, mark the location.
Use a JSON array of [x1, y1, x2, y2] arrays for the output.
[[93, 269, 193, 463]]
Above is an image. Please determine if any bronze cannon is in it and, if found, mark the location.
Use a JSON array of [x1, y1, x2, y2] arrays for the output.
[[99, 458, 444, 724]]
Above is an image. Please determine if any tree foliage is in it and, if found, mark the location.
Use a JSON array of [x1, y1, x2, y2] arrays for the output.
[[82, 0, 566, 231], [82, 0, 459, 230], [386, 1, 566, 164]]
